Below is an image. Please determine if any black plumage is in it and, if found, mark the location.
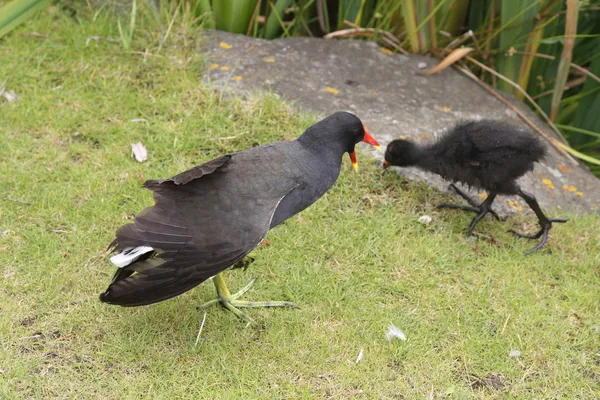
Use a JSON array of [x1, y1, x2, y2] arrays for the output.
[[100, 111, 380, 321], [384, 120, 567, 254]]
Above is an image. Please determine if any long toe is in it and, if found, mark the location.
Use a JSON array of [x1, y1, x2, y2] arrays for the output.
[[523, 228, 550, 255], [520, 218, 567, 255], [465, 209, 490, 236], [231, 300, 300, 309], [230, 278, 257, 300], [509, 228, 543, 240], [220, 300, 258, 325], [448, 184, 480, 208], [437, 203, 481, 213], [550, 218, 569, 223], [199, 278, 299, 324]]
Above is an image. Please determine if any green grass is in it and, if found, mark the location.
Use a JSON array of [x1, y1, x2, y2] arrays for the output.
[[1, 7, 599, 399]]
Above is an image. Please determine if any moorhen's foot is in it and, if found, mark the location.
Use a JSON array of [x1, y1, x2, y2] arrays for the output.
[[438, 191, 499, 237], [197, 277, 299, 325], [509, 218, 569, 255], [437, 203, 494, 237], [447, 184, 505, 221]]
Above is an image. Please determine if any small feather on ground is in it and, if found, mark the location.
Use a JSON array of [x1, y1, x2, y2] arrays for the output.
[[386, 323, 407, 341], [131, 142, 148, 162], [355, 348, 364, 363], [418, 215, 432, 225], [508, 350, 521, 357]]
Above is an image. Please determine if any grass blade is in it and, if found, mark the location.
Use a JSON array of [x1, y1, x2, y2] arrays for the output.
[[442, 0, 470, 37], [0, 0, 51, 39], [193, 0, 215, 29], [556, 124, 600, 140], [550, 0, 578, 121], [401, 0, 420, 53], [557, 142, 600, 166], [213, 0, 258, 34], [264, 0, 294, 39], [316, 0, 330, 33], [493, 0, 539, 93], [515, 0, 559, 99]]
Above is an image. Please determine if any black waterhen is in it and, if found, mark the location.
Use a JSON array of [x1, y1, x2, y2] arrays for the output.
[[100, 112, 381, 324], [383, 120, 567, 255]]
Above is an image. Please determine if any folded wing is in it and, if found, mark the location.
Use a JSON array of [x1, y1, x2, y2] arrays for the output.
[[100, 153, 298, 306]]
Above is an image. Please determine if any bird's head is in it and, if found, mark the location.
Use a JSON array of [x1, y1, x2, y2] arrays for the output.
[[383, 139, 418, 168], [326, 111, 381, 172]]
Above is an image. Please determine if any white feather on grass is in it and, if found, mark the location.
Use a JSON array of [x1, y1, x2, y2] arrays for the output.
[[418, 215, 432, 225], [508, 350, 521, 357], [131, 142, 148, 162], [386, 323, 407, 341], [355, 348, 364, 363]]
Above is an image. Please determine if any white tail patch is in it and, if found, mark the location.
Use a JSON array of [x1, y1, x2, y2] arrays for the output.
[[110, 246, 154, 268]]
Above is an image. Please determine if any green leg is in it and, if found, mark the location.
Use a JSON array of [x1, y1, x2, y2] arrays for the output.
[[197, 272, 299, 324]]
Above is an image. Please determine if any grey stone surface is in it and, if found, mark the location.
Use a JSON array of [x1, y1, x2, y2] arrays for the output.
[[201, 31, 600, 215]]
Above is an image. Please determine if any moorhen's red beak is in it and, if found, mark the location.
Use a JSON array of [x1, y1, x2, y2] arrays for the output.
[[349, 151, 358, 172], [362, 130, 382, 151], [348, 124, 382, 172]]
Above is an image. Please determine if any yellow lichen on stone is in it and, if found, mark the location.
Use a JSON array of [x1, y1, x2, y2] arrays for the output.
[[219, 42, 233, 49], [478, 193, 488, 199], [233, 76, 242, 81], [508, 200, 523, 211], [576, 192, 584, 197], [434, 105, 452, 112], [264, 58, 275, 63], [380, 48, 393, 55], [324, 87, 339, 95], [210, 63, 219, 69], [220, 66, 230, 71], [561, 184, 578, 193]]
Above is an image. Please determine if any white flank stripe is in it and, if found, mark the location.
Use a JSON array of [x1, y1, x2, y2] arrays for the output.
[[110, 246, 154, 268]]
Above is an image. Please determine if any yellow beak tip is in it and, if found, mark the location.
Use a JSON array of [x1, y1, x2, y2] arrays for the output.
[[352, 163, 358, 172], [374, 145, 382, 152]]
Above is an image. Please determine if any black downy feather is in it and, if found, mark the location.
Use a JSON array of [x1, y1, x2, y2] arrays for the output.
[[384, 120, 546, 195]]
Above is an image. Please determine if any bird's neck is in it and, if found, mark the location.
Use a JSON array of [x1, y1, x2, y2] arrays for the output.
[[297, 127, 348, 164], [412, 143, 446, 175]]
